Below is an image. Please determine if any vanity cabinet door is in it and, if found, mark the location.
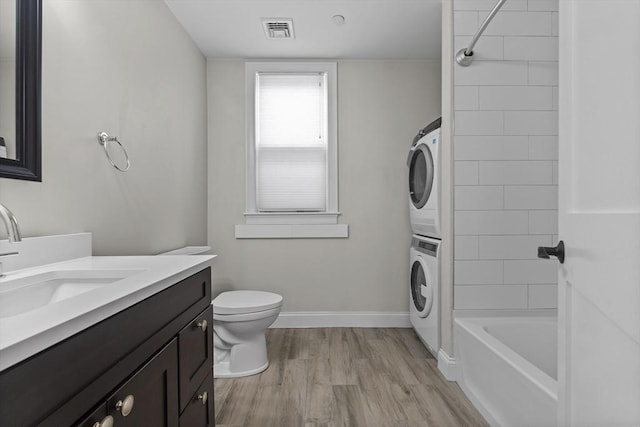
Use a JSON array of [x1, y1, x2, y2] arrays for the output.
[[107, 339, 179, 427], [178, 305, 213, 412], [76, 403, 109, 427], [179, 372, 214, 427]]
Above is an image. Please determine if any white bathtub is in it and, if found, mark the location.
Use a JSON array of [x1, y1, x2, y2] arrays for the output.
[[455, 316, 558, 427]]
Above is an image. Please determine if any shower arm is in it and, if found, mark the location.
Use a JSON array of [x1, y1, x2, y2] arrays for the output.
[[456, 0, 508, 66]]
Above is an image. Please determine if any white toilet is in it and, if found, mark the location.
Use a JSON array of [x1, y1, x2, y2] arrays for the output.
[[212, 290, 283, 378]]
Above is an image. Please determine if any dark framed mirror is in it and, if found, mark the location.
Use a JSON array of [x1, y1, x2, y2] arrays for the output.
[[0, 0, 41, 181]]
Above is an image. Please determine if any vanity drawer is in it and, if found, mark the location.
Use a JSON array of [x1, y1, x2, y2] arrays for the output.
[[178, 305, 213, 412], [179, 372, 214, 427]]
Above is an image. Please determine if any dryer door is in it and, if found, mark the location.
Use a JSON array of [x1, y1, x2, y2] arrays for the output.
[[410, 256, 434, 318], [408, 143, 434, 210]]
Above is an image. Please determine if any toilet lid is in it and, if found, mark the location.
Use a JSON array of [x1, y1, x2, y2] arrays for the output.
[[213, 290, 283, 315]]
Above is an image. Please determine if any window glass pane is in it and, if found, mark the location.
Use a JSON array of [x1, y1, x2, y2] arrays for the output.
[[257, 147, 326, 211], [257, 73, 326, 148]]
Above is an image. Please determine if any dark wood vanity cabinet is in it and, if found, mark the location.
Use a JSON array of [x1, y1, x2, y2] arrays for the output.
[[0, 267, 215, 427], [77, 339, 180, 427], [76, 403, 109, 427], [108, 339, 179, 427], [179, 308, 214, 413], [179, 373, 214, 427]]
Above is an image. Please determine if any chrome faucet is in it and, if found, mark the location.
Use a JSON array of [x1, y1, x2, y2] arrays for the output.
[[0, 203, 21, 278], [0, 203, 21, 243]]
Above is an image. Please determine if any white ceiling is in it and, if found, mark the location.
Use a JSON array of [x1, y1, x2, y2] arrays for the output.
[[164, 0, 442, 60]]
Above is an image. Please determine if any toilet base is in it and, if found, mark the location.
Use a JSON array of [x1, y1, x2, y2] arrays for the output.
[[213, 333, 270, 378], [214, 360, 269, 378]]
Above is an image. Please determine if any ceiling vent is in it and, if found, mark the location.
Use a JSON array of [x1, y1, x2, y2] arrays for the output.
[[262, 18, 295, 39]]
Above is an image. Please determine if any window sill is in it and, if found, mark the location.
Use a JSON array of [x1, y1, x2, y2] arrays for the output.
[[243, 212, 340, 225], [235, 224, 349, 239]]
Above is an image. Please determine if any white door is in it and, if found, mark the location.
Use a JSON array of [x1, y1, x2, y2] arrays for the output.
[[558, 1, 640, 426]]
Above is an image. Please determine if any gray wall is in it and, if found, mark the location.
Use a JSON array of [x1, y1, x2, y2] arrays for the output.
[[207, 59, 441, 312], [0, 0, 208, 255], [453, 0, 559, 310]]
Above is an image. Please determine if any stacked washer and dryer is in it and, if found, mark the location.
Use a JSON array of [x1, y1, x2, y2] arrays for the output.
[[407, 117, 442, 357]]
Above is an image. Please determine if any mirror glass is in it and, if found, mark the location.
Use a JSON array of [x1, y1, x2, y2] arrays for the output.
[[0, 0, 16, 160], [0, 0, 41, 181]]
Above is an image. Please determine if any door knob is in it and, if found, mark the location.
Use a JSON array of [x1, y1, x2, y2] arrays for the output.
[[538, 241, 565, 264]]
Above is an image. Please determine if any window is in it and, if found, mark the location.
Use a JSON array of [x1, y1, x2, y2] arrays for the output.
[[256, 73, 326, 211], [236, 62, 347, 239]]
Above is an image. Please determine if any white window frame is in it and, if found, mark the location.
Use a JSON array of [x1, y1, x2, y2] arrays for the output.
[[236, 61, 347, 239]]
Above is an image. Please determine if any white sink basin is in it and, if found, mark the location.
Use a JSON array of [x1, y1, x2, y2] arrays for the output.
[[0, 269, 145, 319]]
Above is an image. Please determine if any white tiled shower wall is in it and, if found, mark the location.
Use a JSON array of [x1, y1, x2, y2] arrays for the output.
[[453, 0, 559, 310]]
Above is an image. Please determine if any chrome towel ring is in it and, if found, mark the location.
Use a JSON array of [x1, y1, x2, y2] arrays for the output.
[[97, 132, 130, 172]]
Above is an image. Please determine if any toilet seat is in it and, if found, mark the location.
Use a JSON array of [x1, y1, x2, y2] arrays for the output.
[[213, 306, 281, 322], [213, 290, 283, 315]]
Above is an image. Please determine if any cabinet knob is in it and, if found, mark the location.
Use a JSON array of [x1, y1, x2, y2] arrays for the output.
[[92, 415, 114, 427], [115, 394, 135, 417], [196, 319, 208, 332], [197, 391, 208, 405]]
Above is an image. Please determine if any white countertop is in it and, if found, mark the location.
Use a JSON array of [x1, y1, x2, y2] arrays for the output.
[[0, 254, 216, 371]]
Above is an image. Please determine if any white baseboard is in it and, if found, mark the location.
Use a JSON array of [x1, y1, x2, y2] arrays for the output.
[[270, 312, 411, 328], [437, 349, 457, 381], [457, 377, 500, 427]]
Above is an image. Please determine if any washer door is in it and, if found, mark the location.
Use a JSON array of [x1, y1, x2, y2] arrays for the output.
[[410, 257, 434, 318], [408, 143, 434, 209]]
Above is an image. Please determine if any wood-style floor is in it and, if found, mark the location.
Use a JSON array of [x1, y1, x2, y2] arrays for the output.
[[214, 328, 488, 427]]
